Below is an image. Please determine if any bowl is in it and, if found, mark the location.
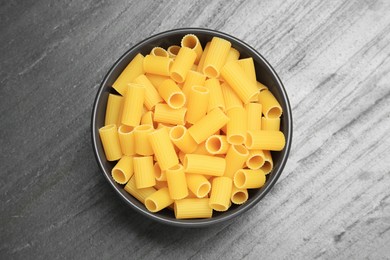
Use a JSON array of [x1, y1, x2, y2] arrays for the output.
[[91, 28, 292, 227]]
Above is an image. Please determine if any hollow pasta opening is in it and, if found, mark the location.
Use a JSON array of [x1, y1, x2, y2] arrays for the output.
[[232, 191, 248, 204], [119, 125, 134, 134], [170, 125, 185, 140], [182, 35, 198, 49], [170, 72, 184, 83], [247, 155, 264, 169], [245, 133, 253, 148], [100, 124, 116, 131], [204, 66, 219, 79], [192, 85, 208, 94], [206, 136, 222, 153], [228, 135, 245, 145], [145, 199, 157, 212], [197, 183, 211, 198], [261, 161, 272, 174], [169, 93, 186, 108], [153, 163, 163, 179], [168, 45, 180, 56], [267, 106, 282, 118], [151, 47, 169, 58], [233, 145, 249, 156], [234, 170, 246, 188], [112, 168, 126, 184], [169, 164, 182, 171], [210, 203, 228, 212], [135, 124, 153, 131]]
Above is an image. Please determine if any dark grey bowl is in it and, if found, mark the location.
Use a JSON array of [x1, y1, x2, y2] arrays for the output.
[[91, 28, 292, 227]]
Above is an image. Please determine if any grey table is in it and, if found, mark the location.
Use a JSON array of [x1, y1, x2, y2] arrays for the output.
[[1, 1, 389, 259]]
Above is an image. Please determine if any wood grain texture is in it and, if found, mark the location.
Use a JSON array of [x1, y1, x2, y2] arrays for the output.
[[1, 0, 389, 259]]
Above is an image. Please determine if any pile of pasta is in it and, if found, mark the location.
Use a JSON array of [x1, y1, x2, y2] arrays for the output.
[[99, 34, 285, 219]]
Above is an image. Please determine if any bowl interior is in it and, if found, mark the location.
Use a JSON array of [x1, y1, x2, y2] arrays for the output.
[[92, 28, 292, 227]]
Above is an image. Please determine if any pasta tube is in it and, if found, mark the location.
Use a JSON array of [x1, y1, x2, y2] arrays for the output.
[[205, 78, 225, 112], [157, 79, 186, 109], [245, 103, 262, 131], [98, 124, 122, 161], [226, 107, 247, 145], [167, 45, 180, 58], [224, 144, 249, 178], [170, 47, 197, 83], [258, 89, 282, 118], [111, 155, 134, 184], [231, 186, 248, 205], [181, 34, 203, 64], [234, 169, 266, 189], [134, 124, 154, 156], [186, 85, 210, 124], [169, 125, 198, 154], [246, 149, 265, 170], [186, 174, 211, 198], [245, 130, 285, 151], [209, 177, 232, 211], [133, 156, 156, 188], [184, 154, 226, 177], [261, 117, 280, 131], [154, 103, 186, 125], [166, 164, 188, 200], [124, 177, 156, 204], [174, 198, 212, 219], [104, 94, 123, 126], [133, 74, 163, 110], [143, 55, 172, 76], [203, 37, 231, 78], [118, 125, 135, 156], [181, 70, 206, 97], [221, 82, 243, 111], [205, 135, 229, 154], [150, 47, 169, 58], [112, 53, 144, 95], [261, 150, 273, 175], [145, 187, 173, 212], [121, 83, 145, 126], [148, 127, 179, 171]]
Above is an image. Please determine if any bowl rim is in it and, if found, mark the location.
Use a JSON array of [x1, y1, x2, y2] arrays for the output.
[[91, 27, 293, 227]]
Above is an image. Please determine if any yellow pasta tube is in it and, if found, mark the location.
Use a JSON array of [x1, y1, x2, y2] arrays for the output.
[[261, 150, 273, 175], [237, 58, 257, 84], [145, 73, 170, 89], [246, 149, 265, 170], [134, 124, 154, 156], [104, 94, 123, 126], [174, 198, 212, 219], [181, 70, 206, 97], [245, 130, 285, 151], [221, 61, 258, 104], [150, 47, 169, 58], [124, 177, 156, 204], [209, 177, 232, 211], [143, 55, 172, 76], [154, 104, 186, 125], [192, 141, 212, 155], [170, 47, 197, 83], [145, 187, 174, 212], [167, 45, 180, 58], [154, 180, 168, 190], [166, 164, 188, 200], [169, 125, 198, 154], [204, 78, 225, 112], [184, 154, 225, 176], [111, 155, 134, 184], [112, 53, 144, 95], [231, 186, 248, 205], [188, 107, 229, 144], [203, 37, 231, 78], [118, 125, 135, 156], [196, 42, 210, 73], [245, 103, 262, 131], [257, 81, 268, 92], [141, 111, 156, 128], [186, 85, 210, 124], [186, 174, 211, 198], [98, 124, 122, 161], [261, 117, 280, 131], [153, 162, 166, 181], [133, 156, 156, 188], [258, 89, 282, 118], [205, 135, 229, 154], [224, 144, 249, 178], [133, 74, 163, 110], [121, 83, 145, 126], [224, 47, 240, 63], [148, 127, 179, 171], [181, 34, 203, 64], [157, 79, 186, 109], [227, 107, 247, 145], [221, 82, 243, 111], [234, 169, 266, 189]]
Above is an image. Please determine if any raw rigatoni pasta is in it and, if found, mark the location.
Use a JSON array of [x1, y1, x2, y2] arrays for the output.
[[261, 117, 280, 131], [257, 81, 268, 92], [181, 34, 203, 64], [150, 47, 169, 58], [169, 125, 198, 154], [99, 124, 122, 161], [134, 124, 154, 156], [148, 127, 179, 171], [237, 58, 257, 84], [112, 155, 134, 184], [133, 74, 163, 110], [231, 186, 248, 205], [153, 162, 166, 181], [133, 156, 156, 189], [157, 79, 186, 109], [174, 198, 213, 219], [258, 89, 282, 118], [184, 154, 226, 176], [145, 73, 170, 89], [246, 149, 265, 170], [261, 150, 273, 175], [154, 103, 186, 125], [118, 125, 135, 156], [225, 47, 240, 63], [181, 70, 206, 97], [186, 85, 209, 124], [224, 144, 249, 178], [234, 169, 266, 189], [246, 103, 262, 131], [205, 135, 229, 154], [104, 94, 123, 126], [145, 187, 173, 212], [246, 130, 285, 151], [124, 177, 156, 204], [166, 164, 188, 200], [221, 61, 258, 104], [203, 37, 231, 78], [186, 174, 211, 198], [167, 45, 180, 58], [112, 53, 144, 95], [221, 82, 243, 111], [226, 107, 247, 145], [121, 83, 145, 127], [170, 47, 197, 83], [141, 111, 155, 127], [209, 177, 233, 211], [188, 107, 229, 144], [143, 55, 172, 76], [204, 78, 225, 112]]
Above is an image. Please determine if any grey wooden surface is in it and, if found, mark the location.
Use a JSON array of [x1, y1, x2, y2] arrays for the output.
[[1, 0, 389, 259]]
